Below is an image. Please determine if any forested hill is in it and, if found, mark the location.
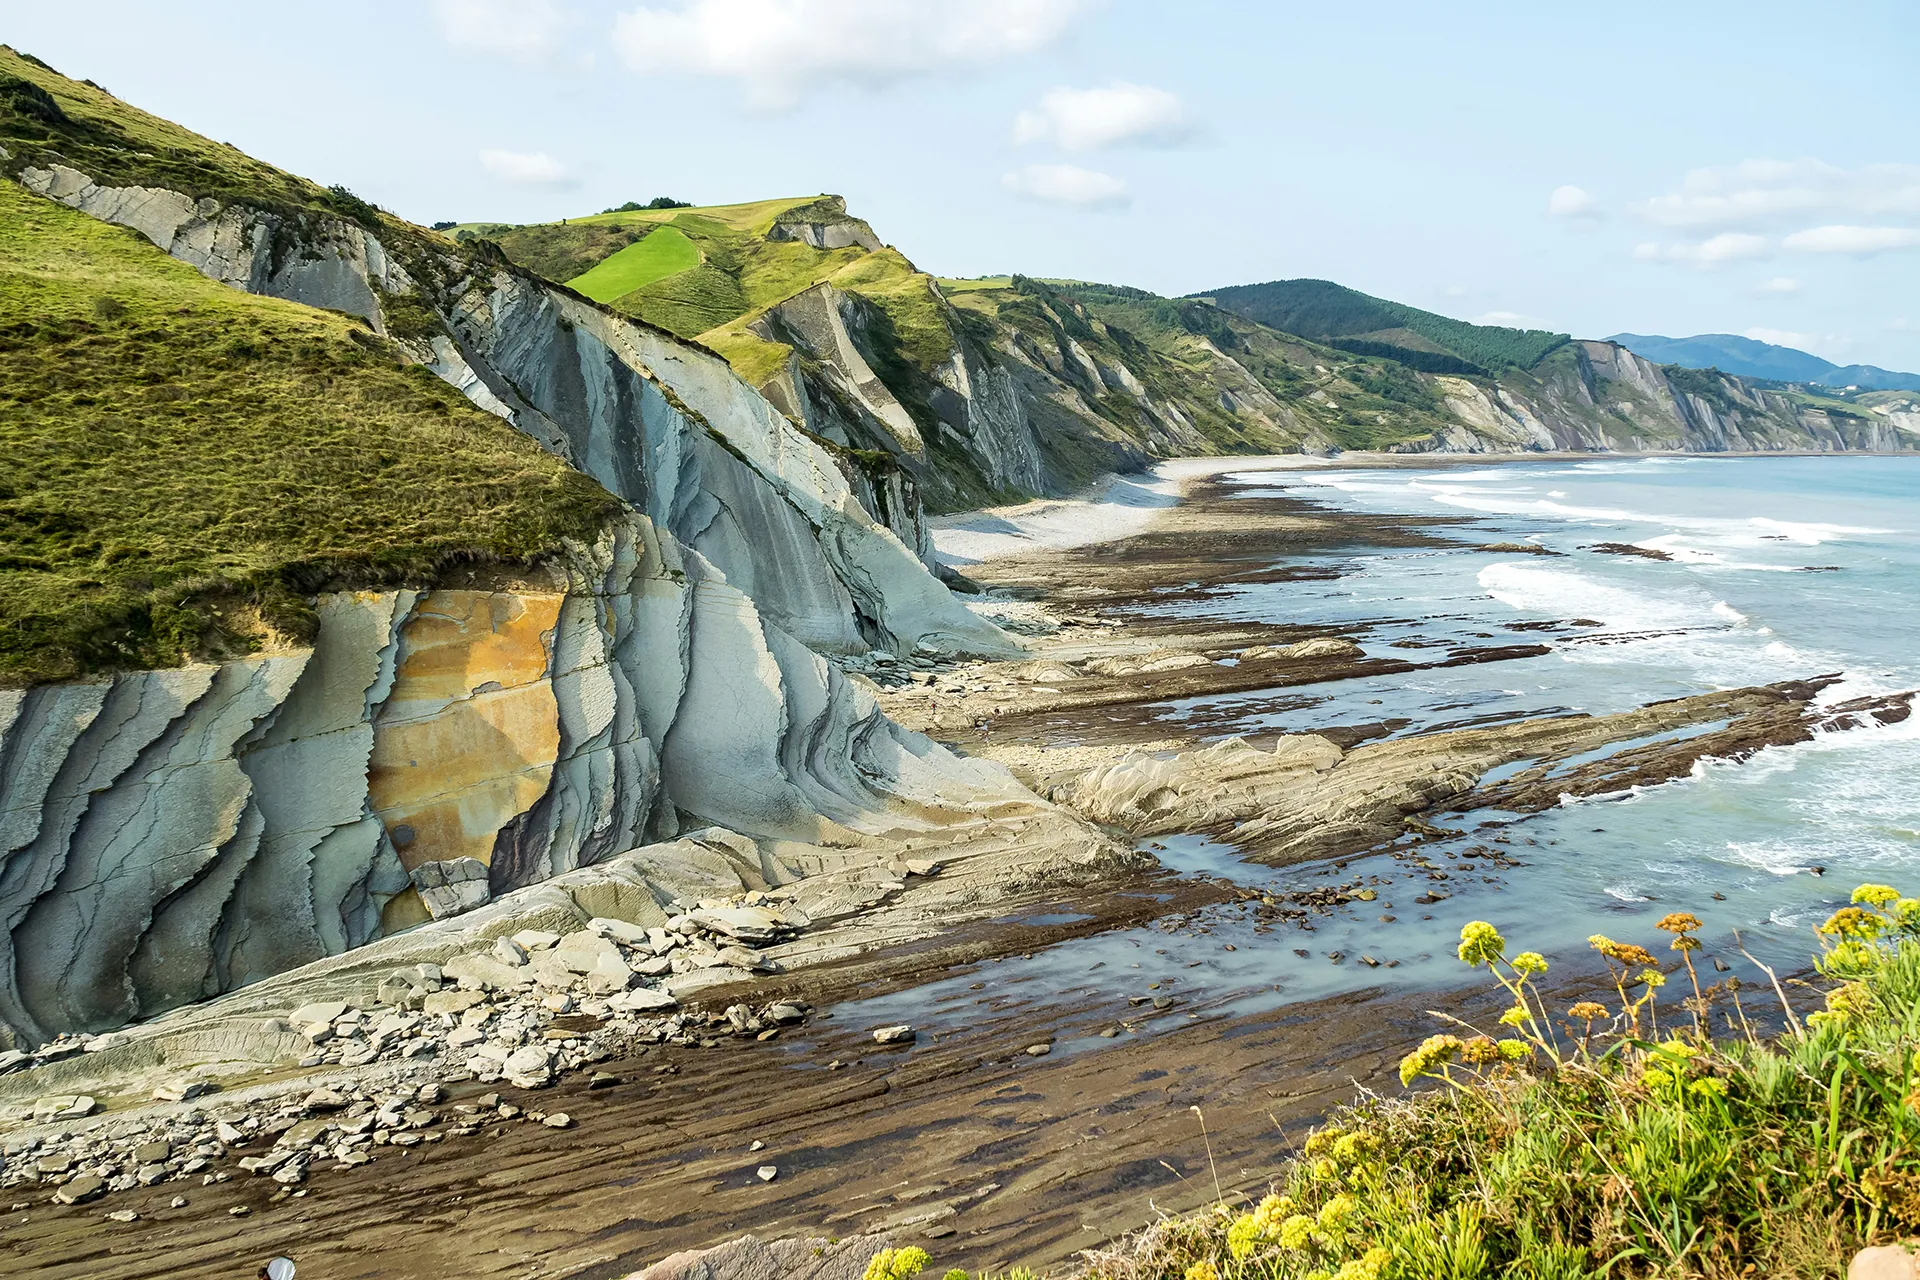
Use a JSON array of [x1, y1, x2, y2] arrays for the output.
[[1195, 278, 1571, 375]]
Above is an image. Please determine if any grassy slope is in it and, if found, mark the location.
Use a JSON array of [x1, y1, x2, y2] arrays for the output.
[[0, 176, 616, 686], [1200, 278, 1571, 372], [1090, 892, 1920, 1280], [977, 280, 1455, 452], [0, 45, 396, 232], [567, 225, 700, 302]]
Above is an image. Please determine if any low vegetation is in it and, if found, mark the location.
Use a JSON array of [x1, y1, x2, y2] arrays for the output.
[[1201, 279, 1570, 373], [0, 46, 389, 230], [1070, 888, 1920, 1280], [0, 177, 617, 686]]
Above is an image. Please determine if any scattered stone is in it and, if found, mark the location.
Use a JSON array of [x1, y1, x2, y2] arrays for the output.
[[151, 1079, 213, 1103], [170, 1195, 189, 1208], [229, 1206, 249, 1217], [53, 1175, 105, 1205], [756, 1165, 778, 1182], [1850, 1245, 1917, 1280], [288, 1001, 350, 1027], [540, 1113, 573, 1129], [423, 989, 488, 1016], [872, 1025, 915, 1046], [106, 1209, 139, 1223], [588, 1073, 620, 1089], [1025, 1043, 1052, 1057]]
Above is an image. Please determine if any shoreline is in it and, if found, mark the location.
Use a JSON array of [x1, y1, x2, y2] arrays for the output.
[[5, 451, 1907, 1278], [932, 447, 1920, 567]]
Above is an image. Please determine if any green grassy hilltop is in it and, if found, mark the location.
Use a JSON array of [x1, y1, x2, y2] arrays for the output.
[[0, 176, 614, 686]]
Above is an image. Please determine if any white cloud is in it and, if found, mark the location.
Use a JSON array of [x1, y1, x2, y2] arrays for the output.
[[1743, 327, 1821, 350], [431, 0, 574, 62], [1636, 159, 1920, 231], [1001, 163, 1129, 210], [1634, 232, 1771, 267], [1757, 276, 1800, 293], [1781, 224, 1920, 255], [1013, 82, 1194, 151], [479, 149, 577, 187], [1546, 185, 1598, 219], [611, 0, 1091, 109]]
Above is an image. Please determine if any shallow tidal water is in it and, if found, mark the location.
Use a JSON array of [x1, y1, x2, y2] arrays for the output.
[[839, 456, 1920, 1048]]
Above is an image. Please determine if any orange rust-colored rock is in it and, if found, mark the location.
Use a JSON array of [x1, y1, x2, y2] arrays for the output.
[[368, 591, 565, 879]]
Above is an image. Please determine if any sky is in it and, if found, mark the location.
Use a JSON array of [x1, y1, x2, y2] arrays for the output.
[[8, 0, 1920, 370]]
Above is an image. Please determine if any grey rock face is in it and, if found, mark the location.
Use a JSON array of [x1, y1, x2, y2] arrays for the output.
[[0, 165, 1037, 1047]]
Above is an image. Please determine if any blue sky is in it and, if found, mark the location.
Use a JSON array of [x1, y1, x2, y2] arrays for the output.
[[10, 0, 1920, 369]]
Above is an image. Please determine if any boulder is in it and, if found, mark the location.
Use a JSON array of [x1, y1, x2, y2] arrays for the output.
[[287, 1001, 350, 1027], [554, 931, 624, 975], [53, 1175, 105, 1205]]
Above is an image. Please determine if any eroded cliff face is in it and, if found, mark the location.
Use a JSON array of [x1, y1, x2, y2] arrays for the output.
[[748, 281, 1214, 512], [0, 163, 1036, 1047], [1408, 340, 1920, 455], [0, 511, 1029, 1048]]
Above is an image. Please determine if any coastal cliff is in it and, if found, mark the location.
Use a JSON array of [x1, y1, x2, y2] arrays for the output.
[[0, 50, 1027, 1048]]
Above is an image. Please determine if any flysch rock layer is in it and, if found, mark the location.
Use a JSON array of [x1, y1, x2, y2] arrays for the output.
[[0, 167, 1043, 1048], [0, 511, 1035, 1047]]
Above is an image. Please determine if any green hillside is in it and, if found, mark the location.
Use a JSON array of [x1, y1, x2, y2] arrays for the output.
[[1023, 280, 1459, 451], [566, 225, 701, 302], [0, 46, 405, 236], [485, 196, 859, 338], [1198, 278, 1570, 373], [0, 174, 616, 687]]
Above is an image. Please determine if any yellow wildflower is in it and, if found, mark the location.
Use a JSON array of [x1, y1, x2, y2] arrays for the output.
[[1820, 906, 1887, 939], [1637, 968, 1666, 989], [1497, 1039, 1530, 1061], [1227, 1213, 1263, 1260], [864, 1248, 932, 1280], [1459, 1035, 1503, 1066], [1589, 935, 1658, 966], [1689, 1077, 1727, 1100], [1498, 1004, 1530, 1027], [1853, 884, 1901, 908], [1303, 1129, 1339, 1157], [1278, 1213, 1317, 1250], [1641, 1066, 1672, 1089], [1331, 1132, 1377, 1164], [1310, 1157, 1338, 1182], [1254, 1194, 1295, 1227], [1654, 911, 1702, 934], [1457, 920, 1506, 967], [1185, 1263, 1219, 1280], [1318, 1193, 1358, 1228], [1331, 1248, 1392, 1280], [1399, 1033, 1462, 1086], [1567, 1000, 1609, 1022], [1511, 951, 1549, 976]]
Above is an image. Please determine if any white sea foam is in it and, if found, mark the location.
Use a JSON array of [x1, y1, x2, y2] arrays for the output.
[[1712, 601, 1747, 623]]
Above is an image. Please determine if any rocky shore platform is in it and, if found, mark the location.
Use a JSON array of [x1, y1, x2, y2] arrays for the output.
[[2, 465, 1906, 1279]]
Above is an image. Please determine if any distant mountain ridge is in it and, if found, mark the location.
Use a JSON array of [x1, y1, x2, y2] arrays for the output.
[[1610, 332, 1920, 393]]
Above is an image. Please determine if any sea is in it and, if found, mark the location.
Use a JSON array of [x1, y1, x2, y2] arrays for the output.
[[838, 455, 1920, 1048]]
